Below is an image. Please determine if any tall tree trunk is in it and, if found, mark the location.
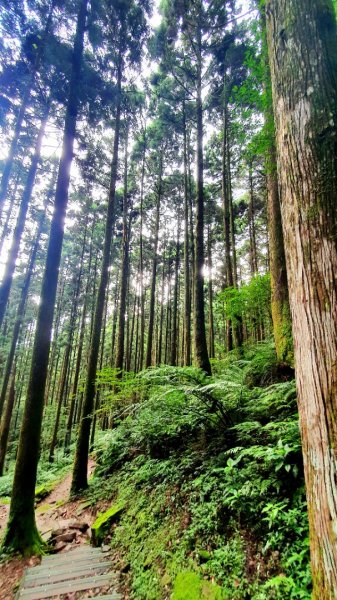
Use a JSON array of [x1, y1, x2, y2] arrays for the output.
[[145, 159, 162, 368], [158, 251, 166, 366], [49, 223, 86, 462], [260, 11, 293, 365], [194, 31, 211, 375], [207, 227, 215, 360], [0, 102, 51, 328], [0, 1, 55, 222], [248, 163, 258, 276], [183, 102, 191, 366], [266, 146, 293, 364], [0, 204, 46, 418], [127, 292, 137, 372], [221, 101, 234, 352], [0, 167, 22, 257], [0, 367, 16, 477], [2, 0, 87, 555], [222, 104, 234, 288], [170, 228, 180, 366], [266, 2, 337, 596], [115, 130, 129, 375], [139, 136, 146, 371], [71, 41, 123, 495]]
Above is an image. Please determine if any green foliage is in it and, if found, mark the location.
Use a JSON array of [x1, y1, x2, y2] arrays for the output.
[[216, 275, 272, 346], [0, 452, 74, 498], [87, 348, 310, 598]]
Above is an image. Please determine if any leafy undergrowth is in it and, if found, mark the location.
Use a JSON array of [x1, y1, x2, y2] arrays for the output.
[[86, 342, 311, 599], [0, 449, 75, 500]]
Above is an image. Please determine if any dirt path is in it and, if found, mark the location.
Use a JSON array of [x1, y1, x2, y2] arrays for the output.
[[0, 459, 104, 600]]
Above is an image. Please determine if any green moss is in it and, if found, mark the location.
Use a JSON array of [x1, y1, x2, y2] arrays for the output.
[[91, 501, 125, 546], [1, 513, 45, 557], [35, 483, 54, 501], [172, 572, 223, 600], [36, 503, 52, 514], [198, 550, 211, 562], [0, 496, 10, 505]]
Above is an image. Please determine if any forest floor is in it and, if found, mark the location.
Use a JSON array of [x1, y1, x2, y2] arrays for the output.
[[0, 459, 123, 600]]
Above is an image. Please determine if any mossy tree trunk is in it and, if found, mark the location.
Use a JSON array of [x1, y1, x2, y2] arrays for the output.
[[1, 0, 87, 556], [260, 5, 293, 366], [266, 1, 337, 596]]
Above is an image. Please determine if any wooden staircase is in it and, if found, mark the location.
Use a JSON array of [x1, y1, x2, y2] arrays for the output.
[[17, 546, 122, 599]]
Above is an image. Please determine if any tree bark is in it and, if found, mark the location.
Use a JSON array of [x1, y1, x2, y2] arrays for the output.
[[170, 229, 180, 366], [266, 2, 337, 596], [115, 129, 130, 375], [71, 40, 123, 494], [0, 367, 16, 477], [0, 101, 51, 328], [0, 203, 46, 418], [207, 227, 215, 360], [145, 159, 162, 368], [194, 30, 211, 375], [2, 0, 87, 555], [0, 1, 55, 222], [183, 102, 191, 366], [248, 163, 258, 276]]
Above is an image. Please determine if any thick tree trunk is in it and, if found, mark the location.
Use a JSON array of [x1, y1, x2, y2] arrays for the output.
[[0, 102, 51, 328], [2, 0, 87, 555], [260, 17, 293, 365], [71, 43, 123, 495], [266, 2, 337, 596], [194, 36, 211, 375]]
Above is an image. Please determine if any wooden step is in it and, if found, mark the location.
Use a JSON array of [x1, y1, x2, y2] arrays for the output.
[[19, 573, 112, 599], [23, 562, 113, 586], [25, 558, 111, 576]]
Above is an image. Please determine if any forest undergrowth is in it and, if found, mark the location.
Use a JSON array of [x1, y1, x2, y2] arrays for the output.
[[80, 342, 311, 600]]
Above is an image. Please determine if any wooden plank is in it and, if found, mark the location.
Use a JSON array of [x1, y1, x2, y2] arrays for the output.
[[41, 547, 99, 561], [34, 557, 107, 571], [25, 559, 111, 577], [19, 573, 112, 599], [40, 551, 104, 566], [92, 595, 122, 600], [23, 562, 113, 586]]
